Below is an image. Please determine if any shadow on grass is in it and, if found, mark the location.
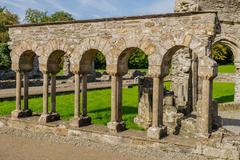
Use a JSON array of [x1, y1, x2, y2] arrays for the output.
[[222, 118, 240, 126], [89, 106, 138, 115], [214, 95, 234, 103]]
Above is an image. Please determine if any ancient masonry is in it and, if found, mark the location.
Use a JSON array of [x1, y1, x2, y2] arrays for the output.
[[3, 0, 240, 157]]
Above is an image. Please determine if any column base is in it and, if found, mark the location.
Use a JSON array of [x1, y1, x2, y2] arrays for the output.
[[11, 109, 32, 119], [38, 113, 60, 123], [107, 121, 126, 133], [147, 126, 167, 139], [69, 116, 92, 127]]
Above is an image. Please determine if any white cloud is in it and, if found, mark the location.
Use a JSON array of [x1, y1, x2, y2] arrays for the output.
[[135, 0, 174, 15], [77, 0, 118, 13], [43, 0, 81, 18], [1, 0, 26, 10]]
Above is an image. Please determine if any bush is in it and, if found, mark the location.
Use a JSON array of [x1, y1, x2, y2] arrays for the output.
[[94, 52, 106, 69], [0, 43, 11, 69], [212, 43, 234, 65], [128, 49, 148, 69]]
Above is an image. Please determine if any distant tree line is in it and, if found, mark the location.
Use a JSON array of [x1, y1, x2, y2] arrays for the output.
[[0, 6, 235, 70]]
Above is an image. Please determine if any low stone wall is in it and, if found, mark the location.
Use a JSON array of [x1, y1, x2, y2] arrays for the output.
[[0, 116, 239, 160], [215, 73, 236, 82], [218, 103, 240, 111]]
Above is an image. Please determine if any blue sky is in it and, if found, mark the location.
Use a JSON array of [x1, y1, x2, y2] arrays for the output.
[[0, 0, 175, 22]]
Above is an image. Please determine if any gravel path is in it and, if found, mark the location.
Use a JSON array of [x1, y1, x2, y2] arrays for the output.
[[0, 133, 137, 160]]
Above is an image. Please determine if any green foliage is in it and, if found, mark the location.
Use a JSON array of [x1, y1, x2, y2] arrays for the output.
[[25, 8, 50, 23], [0, 43, 11, 69], [212, 43, 234, 65], [51, 11, 74, 22], [0, 6, 19, 42], [128, 49, 148, 69], [94, 52, 106, 69], [25, 8, 75, 23]]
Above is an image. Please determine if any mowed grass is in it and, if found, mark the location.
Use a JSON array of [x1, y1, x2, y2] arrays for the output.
[[218, 64, 235, 73], [0, 82, 235, 130]]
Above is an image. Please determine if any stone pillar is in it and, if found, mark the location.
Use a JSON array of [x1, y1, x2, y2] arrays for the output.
[[234, 67, 240, 103], [51, 74, 56, 113], [82, 74, 87, 116], [192, 55, 198, 111], [81, 74, 91, 124], [70, 73, 82, 127], [107, 75, 125, 133], [39, 72, 60, 123], [23, 71, 32, 116], [197, 56, 217, 138], [70, 73, 91, 127], [11, 70, 22, 119], [12, 70, 33, 119], [147, 77, 167, 139]]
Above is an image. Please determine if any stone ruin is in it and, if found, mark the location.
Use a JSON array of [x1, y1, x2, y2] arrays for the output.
[[134, 48, 217, 137], [1, 3, 240, 159], [0, 1, 239, 159]]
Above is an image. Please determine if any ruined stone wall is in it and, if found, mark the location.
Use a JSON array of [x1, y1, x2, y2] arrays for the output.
[[175, 0, 240, 103], [175, 0, 240, 22], [8, 12, 217, 76]]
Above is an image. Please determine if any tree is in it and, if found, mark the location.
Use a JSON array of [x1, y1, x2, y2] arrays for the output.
[[24, 8, 50, 23], [0, 6, 19, 42], [25, 9, 75, 23], [128, 49, 148, 69], [51, 11, 74, 22], [0, 43, 11, 69], [212, 43, 234, 65], [94, 52, 106, 69]]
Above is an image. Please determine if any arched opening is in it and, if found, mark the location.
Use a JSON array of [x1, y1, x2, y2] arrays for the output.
[[160, 46, 197, 135], [11, 50, 37, 119], [116, 47, 149, 130], [39, 50, 66, 123], [70, 49, 108, 127], [212, 41, 236, 104]]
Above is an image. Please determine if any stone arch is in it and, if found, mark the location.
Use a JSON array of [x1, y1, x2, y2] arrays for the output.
[[79, 49, 106, 74], [213, 35, 240, 65], [47, 50, 66, 74], [70, 38, 111, 73], [38, 39, 74, 72], [10, 41, 39, 71], [19, 50, 36, 72], [117, 47, 149, 75], [111, 37, 157, 75]]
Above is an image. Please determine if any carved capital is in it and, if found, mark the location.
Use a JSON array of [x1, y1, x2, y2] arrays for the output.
[[198, 56, 217, 80]]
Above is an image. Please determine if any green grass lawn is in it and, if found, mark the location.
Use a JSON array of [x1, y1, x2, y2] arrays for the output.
[[218, 64, 235, 73], [98, 65, 235, 74], [0, 82, 235, 130]]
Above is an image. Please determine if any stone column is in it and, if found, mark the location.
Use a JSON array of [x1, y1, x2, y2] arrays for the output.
[[39, 72, 49, 123], [82, 74, 87, 116], [39, 72, 60, 123], [234, 67, 240, 103], [197, 56, 217, 138], [147, 77, 167, 139], [23, 71, 32, 116], [51, 74, 56, 113], [81, 74, 91, 124], [11, 70, 22, 119], [192, 56, 198, 111], [70, 73, 83, 127], [107, 75, 125, 133]]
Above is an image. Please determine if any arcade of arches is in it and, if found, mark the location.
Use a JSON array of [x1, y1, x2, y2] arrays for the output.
[[7, 12, 228, 139]]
